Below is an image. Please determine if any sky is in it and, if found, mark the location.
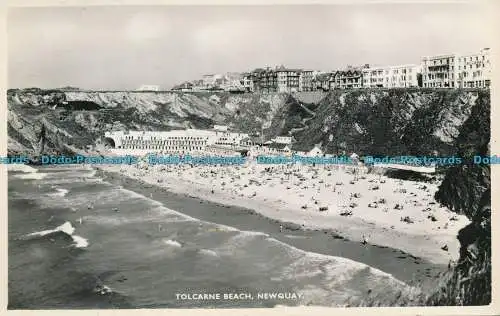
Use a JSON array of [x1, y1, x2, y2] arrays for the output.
[[7, 3, 493, 90]]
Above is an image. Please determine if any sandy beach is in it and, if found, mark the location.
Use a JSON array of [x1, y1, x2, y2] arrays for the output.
[[101, 159, 470, 265]]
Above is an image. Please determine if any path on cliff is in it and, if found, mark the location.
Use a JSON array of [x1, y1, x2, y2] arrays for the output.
[[288, 101, 317, 136]]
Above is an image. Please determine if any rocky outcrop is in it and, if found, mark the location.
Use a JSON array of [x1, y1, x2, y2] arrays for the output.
[[292, 88, 486, 156], [8, 88, 487, 159], [6, 90, 313, 156], [428, 91, 490, 306]]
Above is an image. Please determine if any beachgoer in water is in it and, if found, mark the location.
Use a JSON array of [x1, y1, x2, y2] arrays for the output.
[[361, 234, 368, 245], [280, 224, 283, 233]]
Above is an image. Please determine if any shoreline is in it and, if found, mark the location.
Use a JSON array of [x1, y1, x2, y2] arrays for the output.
[[97, 167, 449, 289], [97, 162, 468, 266]]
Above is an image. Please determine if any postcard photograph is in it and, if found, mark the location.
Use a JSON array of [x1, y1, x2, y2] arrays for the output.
[[5, 2, 495, 311]]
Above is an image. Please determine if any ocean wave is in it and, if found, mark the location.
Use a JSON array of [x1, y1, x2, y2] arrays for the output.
[[82, 212, 193, 226], [269, 237, 404, 283], [26, 221, 89, 249], [7, 164, 38, 173], [269, 238, 415, 306], [13, 173, 48, 180], [199, 248, 218, 257], [48, 188, 69, 197], [40, 177, 104, 185], [163, 239, 182, 248], [72, 235, 89, 248], [214, 230, 270, 254], [240, 230, 269, 237], [284, 234, 309, 239]]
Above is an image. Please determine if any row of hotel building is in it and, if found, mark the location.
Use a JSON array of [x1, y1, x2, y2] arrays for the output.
[[104, 125, 297, 156], [166, 48, 491, 93]]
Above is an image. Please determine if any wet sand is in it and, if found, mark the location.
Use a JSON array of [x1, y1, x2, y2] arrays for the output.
[[99, 169, 448, 290]]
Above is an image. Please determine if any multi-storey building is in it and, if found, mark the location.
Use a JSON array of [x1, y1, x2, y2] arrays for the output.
[[248, 68, 278, 93], [240, 76, 254, 92], [331, 66, 366, 89], [299, 70, 314, 92], [387, 64, 421, 87], [363, 64, 420, 88], [362, 67, 386, 88], [276, 66, 301, 93], [456, 48, 491, 88], [421, 54, 457, 88], [422, 48, 491, 88], [311, 73, 331, 91]]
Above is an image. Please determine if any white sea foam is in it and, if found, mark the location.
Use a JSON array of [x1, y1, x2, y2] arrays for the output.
[[199, 249, 218, 257], [239, 230, 269, 237], [13, 173, 48, 180], [26, 221, 89, 249], [268, 237, 404, 283], [72, 235, 89, 248], [28, 221, 75, 237], [48, 188, 69, 197], [40, 178, 104, 185], [7, 164, 38, 173], [284, 234, 309, 239], [163, 239, 182, 248]]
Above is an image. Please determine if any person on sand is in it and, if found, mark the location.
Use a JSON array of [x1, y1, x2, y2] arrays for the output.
[[361, 234, 368, 245], [280, 224, 283, 233]]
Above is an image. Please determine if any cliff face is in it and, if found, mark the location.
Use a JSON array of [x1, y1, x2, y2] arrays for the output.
[[7, 88, 486, 159], [292, 89, 485, 156], [428, 92, 491, 306], [7, 90, 306, 156]]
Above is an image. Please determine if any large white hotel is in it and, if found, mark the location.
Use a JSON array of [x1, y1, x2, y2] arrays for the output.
[[421, 48, 491, 88], [103, 125, 294, 155], [362, 64, 421, 88]]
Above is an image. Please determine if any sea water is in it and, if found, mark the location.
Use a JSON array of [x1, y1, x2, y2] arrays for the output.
[[8, 165, 414, 309]]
